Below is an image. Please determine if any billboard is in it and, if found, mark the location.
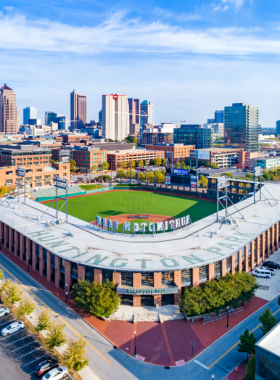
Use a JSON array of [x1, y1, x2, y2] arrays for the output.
[[113, 94, 118, 100], [173, 168, 189, 176], [165, 175, 171, 185], [196, 150, 210, 160]]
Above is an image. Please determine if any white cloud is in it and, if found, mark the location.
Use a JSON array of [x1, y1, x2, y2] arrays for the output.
[[0, 10, 277, 58]]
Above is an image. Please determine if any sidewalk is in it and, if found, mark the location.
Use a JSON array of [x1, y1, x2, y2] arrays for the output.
[[1, 249, 269, 367]]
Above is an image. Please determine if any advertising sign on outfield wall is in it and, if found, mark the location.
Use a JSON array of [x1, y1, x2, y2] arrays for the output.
[[173, 168, 189, 176], [195, 150, 210, 160]]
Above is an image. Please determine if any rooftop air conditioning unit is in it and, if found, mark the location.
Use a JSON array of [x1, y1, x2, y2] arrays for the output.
[[68, 231, 75, 237]]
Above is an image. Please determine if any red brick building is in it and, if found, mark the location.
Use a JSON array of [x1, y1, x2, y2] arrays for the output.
[[107, 149, 164, 170], [72, 146, 107, 173]]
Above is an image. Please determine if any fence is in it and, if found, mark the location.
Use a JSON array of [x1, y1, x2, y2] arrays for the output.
[[203, 307, 244, 325]]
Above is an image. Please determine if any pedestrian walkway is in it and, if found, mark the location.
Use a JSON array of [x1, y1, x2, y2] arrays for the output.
[[111, 304, 184, 322], [1, 250, 269, 367]]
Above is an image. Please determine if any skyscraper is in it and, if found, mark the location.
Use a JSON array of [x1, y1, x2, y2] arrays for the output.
[[174, 124, 213, 148], [214, 110, 224, 123], [141, 100, 154, 126], [224, 103, 259, 152], [23, 107, 37, 125], [45, 112, 58, 125], [0, 84, 19, 134], [102, 94, 129, 140], [276, 120, 280, 135], [128, 98, 140, 125], [70, 90, 87, 131]]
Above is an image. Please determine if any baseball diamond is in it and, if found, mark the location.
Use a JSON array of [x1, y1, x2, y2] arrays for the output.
[[0, 184, 279, 308]]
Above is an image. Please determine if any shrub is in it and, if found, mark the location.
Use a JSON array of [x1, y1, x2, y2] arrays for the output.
[[179, 272, 257, 316]]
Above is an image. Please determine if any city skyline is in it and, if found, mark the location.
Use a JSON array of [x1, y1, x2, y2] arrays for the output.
[[1, 1, 280, 128]]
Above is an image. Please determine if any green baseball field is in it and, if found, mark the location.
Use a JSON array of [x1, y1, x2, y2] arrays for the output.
[[43, 190, 218, 225]]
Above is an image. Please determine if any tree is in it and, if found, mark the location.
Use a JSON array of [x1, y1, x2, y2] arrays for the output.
[[150, 159, 154, 165], [199, 175, 208, 188], [129, 160, 136, 168], [237, 329, 256, 362], [154, 157, 162, 166], [181, 162, 187, 169], [0, 270, 3, 281], [211, 163, 219, 169], [116, 169, 126, 178], [175, 162, 181, 168], [139, 172, 146, 181], [125, 135, 136, 144], [70, 159, 77, 172], [35, 307, 52, 333], [278, 295, 280, 308], [246, 355, 255, 380], [147, 171, 154, 183], [162, 158, 166, 165], [71, 280, 120, 318], [102, 161, 109, 171], [155, 171, 165, 183], [18, 296, 36, 320], [126, 169, 135, 179], [222, 172, 233, 179], [63, 334, 89, 372], [259, 308, 277, 336], [3, 281, 23, 307], [138, 159, 143, 168], [143, 159, 147, 167], [0, 186, 8, 195], [91, 165, 97, 173], [45, 321, 67, 350], [121, 161, 127, 169]]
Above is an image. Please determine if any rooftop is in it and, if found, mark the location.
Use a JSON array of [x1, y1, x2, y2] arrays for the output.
[[107, 149, 163, 154], [257, 322, 280, 356], [1, 183, 280, 272], [0, 84, 12, 91]]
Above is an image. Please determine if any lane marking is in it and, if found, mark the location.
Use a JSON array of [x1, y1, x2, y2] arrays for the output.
[[22, 354, 47, 368], [16, 347, 41, 360], [0, 262, 112, 366], [209, 307, 280, 369], [0, 319, 16, 327], [194, 360, 209, 370], [6, 335, 30, 346], [11, 341, 37, 352]]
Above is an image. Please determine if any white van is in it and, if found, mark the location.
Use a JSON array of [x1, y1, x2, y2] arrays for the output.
[[253, 269, 271, 279]]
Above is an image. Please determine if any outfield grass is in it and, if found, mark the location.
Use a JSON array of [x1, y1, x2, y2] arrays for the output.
[[44, 190, 218, 224], [79, 184, 103, 190]]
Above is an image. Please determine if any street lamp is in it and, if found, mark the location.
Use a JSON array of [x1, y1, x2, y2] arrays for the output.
[[212, 375, 215, 380], [27, 256, 30, 273], [227, 306, 229, 328], [134, 331, 137, 356], [191, 341, 194, 357], [65, 283, 68, 303]]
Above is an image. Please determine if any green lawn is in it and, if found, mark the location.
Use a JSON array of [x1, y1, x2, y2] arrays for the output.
[[44, 190, 218, 224], [79, 184, 103, 190]]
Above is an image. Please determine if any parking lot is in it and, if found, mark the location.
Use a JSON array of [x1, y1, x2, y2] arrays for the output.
[[0, 313, 72, 379]]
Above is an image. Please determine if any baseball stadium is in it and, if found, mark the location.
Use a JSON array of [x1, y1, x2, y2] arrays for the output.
[[0, 182, 280, 308]]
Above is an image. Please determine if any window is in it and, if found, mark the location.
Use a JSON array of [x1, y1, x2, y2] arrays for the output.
[[102, 270, 113, 283], [71, 262, 78, 278], [214, 261, 221, 277], [141, 273, 154, 287], [85, 266, 94, 282], [226, 257, 231, 271], [199, 266, 208, 283], [121, 272, 133, 287], [181, 269, 191, 286], [162, 271, 173, 285], [60, 258, 65, 273], [258, 355, 269, 379]]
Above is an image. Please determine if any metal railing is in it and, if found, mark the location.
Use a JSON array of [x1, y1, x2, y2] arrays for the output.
[[203, 307, 243, 325]]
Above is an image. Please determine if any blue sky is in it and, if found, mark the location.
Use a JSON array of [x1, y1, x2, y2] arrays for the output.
[[1, 0, 280, 127]]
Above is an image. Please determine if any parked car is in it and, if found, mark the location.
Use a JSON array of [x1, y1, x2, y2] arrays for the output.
[[36, 359, 59, 377], [1, 321, 24, 336], [260, 267, 275, 275], [253, 269, 271, 279], [42, 366, 68, 380], [0, 307, 10, 318], [262, 261, 280, 270]]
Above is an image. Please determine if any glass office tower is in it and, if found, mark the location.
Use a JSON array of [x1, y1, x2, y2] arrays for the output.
[[174, 124, 213, 148], [224, 103, 259, 152]]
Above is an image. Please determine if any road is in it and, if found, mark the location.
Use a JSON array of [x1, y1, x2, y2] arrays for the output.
[[0, 252, 279, 380]]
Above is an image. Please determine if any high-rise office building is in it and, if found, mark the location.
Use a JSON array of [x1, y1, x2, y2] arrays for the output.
[[174, 124, 213, 149], [141, 100, 154, 126], [99, 110, 102, 125], [70, 90, 87, 131], [224, 103, 259, 152], [215, 110, 224, 124], [276, 120, 280, 135], [45, 112, 58, 125], [102, 94, 129, 140], [23, 107, 37, 125], [128, 98, 140, 125], [0, 84, 19, 134]]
